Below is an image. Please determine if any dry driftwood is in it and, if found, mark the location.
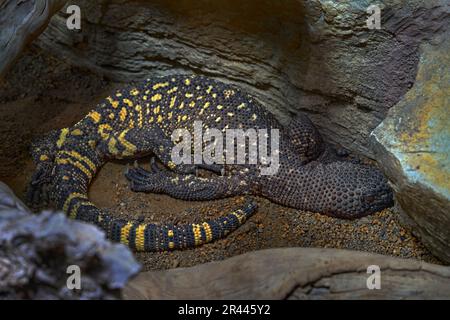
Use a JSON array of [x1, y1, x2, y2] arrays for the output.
[[33, 0, 450, 158], [124, 247, 450, 300], [0, 182, 141, 299], [0, 0, 67, 78]]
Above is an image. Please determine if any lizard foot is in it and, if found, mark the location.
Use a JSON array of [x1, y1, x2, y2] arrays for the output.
[[125, 158, 172, 193], [26, 162, 54, 211]]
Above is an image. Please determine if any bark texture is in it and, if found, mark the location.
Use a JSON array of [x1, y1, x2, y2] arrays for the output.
[[124, 247, 450, 300]]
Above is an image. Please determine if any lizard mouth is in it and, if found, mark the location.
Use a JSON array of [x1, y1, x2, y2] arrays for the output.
[[362, 184, 394, 215]]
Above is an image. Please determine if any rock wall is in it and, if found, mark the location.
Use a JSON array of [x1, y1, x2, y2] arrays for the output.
[[0, 0, 68, 77], [371, 33, 450, 263], [34, 0, 450, 157]]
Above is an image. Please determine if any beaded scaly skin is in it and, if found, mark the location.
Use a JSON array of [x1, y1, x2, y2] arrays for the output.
[[27, 74, 393, 252]]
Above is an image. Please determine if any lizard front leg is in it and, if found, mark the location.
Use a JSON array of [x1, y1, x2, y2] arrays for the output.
[[98, 126, 198, 174]]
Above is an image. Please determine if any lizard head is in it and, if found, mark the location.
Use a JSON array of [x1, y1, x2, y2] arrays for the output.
[[303, 161, 394, 219], [26, 129, 62, 210], [272, 160, 394, 219]]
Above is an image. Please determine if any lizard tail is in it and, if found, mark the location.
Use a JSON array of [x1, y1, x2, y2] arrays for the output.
[[62, 192, 256, 252], [51, 146, 256, 251], [108, 200, 256, 251]]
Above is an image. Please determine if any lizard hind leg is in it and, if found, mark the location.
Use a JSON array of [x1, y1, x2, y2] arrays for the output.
[[26, 129, 62, 211]]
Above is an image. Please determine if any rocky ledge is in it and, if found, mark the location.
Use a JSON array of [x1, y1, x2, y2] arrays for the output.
[[371, 33, 450, 263]]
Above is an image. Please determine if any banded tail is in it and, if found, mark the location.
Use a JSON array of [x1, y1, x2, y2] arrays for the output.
[[28, 131, 256, 251], [62, 192, 255, 251]]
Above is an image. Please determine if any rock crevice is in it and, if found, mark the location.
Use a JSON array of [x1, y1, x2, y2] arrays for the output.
[[32, 0, 450, 157]]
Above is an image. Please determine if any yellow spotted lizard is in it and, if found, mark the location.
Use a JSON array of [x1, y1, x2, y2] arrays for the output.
[[27, 74, 393, 252]]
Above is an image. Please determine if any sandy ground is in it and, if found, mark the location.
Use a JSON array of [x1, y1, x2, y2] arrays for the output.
[[0, 46, 442, 271]]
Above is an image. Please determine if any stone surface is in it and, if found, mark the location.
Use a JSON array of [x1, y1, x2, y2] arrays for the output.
[[124, 247, 450, 300], [0, 0, 68, 77], [371, 34, 450, 263], [34, 0, 450, 157]]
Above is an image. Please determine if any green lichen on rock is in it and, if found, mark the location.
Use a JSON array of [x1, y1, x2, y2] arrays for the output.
[[371, 34, 450, 263]]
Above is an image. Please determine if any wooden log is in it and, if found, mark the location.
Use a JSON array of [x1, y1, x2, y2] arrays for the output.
[[0, 0, 67, 78], [123, 248, 450, 299]]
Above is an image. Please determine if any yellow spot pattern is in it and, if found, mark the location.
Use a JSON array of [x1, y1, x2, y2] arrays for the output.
[[108, 137, 119, 155], [56, 128, 70, 148], [119, 107, 127, 122], [169, 96, 177, 108], [135, 105, 143, 127], [71, 129, 83, 136], [151, 94, 162, 102], [123, 99, 133, 107], [153, 82, 169, 90], [59, 150, 96, 171], [202, 222, 213, 242], [98, 124, 112, 140], [88, 111, 102, 123], [192, 224, 202, 246], [69, 202, 82, 219], [135, 224, 146, 251], [63, 192, 88, 212], [167, 87, 178, 94], [118, 130, 137, 156], [56, 158, 93, 180], [120, 222, 133, 246]]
